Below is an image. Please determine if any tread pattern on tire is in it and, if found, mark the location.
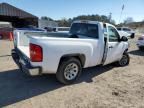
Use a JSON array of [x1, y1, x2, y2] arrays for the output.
[[117, 52, 130, 67], [56, 57, 82, 84]]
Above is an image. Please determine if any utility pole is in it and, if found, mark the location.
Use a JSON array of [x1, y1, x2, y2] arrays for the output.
[[119, 4, 125, 24]]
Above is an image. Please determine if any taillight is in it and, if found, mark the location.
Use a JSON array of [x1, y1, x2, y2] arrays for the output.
[[138, 37, 144, 40], [30, 43, 43, 62]]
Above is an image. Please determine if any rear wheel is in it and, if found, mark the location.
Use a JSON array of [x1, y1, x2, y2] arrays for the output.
[[139, 47, 144, 51], [117, 52, 130, 67], [56, 58, 82, 84]]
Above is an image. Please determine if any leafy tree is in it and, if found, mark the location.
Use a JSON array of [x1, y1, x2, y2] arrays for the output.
[[57, 18, 70, 27], [124, 17, 134, 24], [57, 14, 116, 27], [41, 16, 53, 21]]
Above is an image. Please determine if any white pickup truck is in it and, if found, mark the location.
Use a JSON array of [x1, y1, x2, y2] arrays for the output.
[[12, 21, 130, 84], [117, 27, 135, 39]]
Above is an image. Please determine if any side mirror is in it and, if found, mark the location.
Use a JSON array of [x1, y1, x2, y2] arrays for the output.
[[121, 36, 128, 42]]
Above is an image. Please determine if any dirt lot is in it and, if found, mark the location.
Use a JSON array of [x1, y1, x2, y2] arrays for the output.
[[0, 36, 144, 108]]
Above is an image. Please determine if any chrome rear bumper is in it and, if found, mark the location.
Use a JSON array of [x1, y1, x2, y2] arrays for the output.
[[12, 49, 41, 76]]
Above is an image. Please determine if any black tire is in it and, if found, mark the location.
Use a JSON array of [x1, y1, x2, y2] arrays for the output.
[[139, 47, 144, 51], [116, 52, 130, 67], [56, 57, 82, 84]]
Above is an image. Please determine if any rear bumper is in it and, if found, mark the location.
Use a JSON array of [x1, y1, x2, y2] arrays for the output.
[[19, 58, 41, 76], [11, 49, 41, 76]]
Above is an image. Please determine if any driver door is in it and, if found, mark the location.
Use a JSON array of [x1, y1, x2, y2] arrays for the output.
[[104, 26, 123, 65]]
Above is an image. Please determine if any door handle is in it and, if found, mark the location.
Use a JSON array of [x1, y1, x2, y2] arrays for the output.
[[109, 46, 113, 48]]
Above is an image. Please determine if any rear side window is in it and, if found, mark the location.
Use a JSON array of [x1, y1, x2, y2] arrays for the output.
[[123, 28, 131, 31], [70, 23, 99, 39]]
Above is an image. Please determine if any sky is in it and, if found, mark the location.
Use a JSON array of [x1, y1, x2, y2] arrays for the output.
[[0, 0, 144, 24]]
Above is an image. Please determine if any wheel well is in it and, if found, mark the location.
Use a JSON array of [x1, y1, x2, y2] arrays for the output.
[[59, 54, 86, 67], [124, 49, 128, 54]]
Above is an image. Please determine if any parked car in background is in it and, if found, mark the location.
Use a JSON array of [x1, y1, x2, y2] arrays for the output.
[[23, 25, 47, 32], [137, 35, 144, 50], [117, 27, 135, 38], [44, 27, 54, 32], [0, 21, 13, 40], [12, 20, 130, 84], [53, 27, 70, 32]]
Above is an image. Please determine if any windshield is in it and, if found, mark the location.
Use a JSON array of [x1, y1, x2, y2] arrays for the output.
[[70, 23, 99, 39]]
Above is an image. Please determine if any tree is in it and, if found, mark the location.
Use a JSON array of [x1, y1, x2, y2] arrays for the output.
[[72, 14, 113, 23], [57, 18, 70, 27], [111, 19, 116, 25], [41, 16, 53, 21], [56, 14, 116, 27], [101, 15, 109, 22], [124, 17, 134, 24]]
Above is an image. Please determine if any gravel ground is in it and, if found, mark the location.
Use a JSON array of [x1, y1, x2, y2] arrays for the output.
[[0, 36, 144, 108]]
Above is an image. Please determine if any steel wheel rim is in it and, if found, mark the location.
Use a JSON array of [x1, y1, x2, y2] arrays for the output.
[[119, 55, 128, 66], [64, 63, 79, 80]]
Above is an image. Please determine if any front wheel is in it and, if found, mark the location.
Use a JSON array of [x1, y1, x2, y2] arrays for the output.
[[117, 52, 130, 67], [130, 33, 135, 39], [56, 58, 82, 84]]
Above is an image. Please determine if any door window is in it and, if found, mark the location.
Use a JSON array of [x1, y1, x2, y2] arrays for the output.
[[108, 26, 120, 42], [123, 28, 131, 32]]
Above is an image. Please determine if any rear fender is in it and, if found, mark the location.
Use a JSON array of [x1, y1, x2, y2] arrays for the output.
[[58, 54, 86, 69]]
